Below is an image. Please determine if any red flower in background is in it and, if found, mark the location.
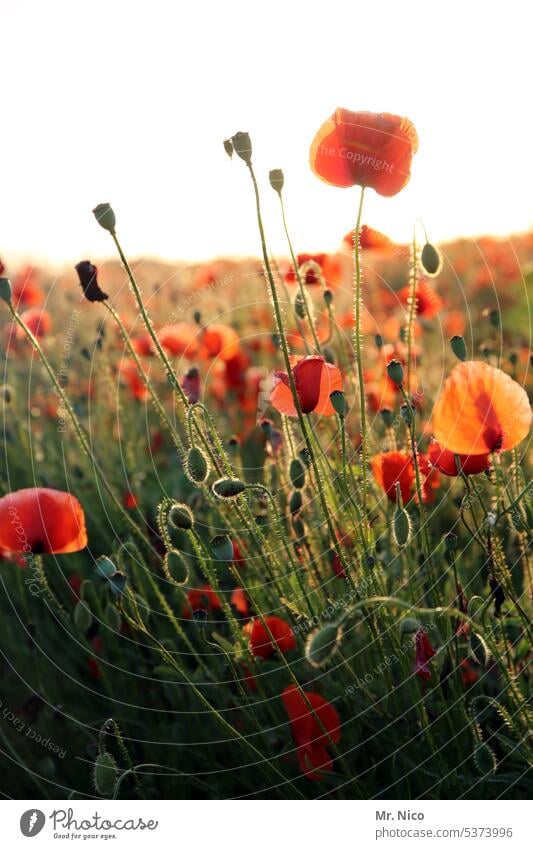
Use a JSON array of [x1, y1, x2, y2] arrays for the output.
[[281, 684, 341, 781], [344, 225, 394, 251], [183, 584, 222, 619], [428, 439, 490, 477], [398, 279, 443, 319], [371, 451, 414, 504], [414, 629, 436, 680], [17, 308, 51, 339], [159, 323, 199, 358], [12, 265, 44, 308], [270, 356, 343, 417], [0, 488, 87, 554], [244, 615, 296, 659], [199, 324, 239, 361], [120, 359, 148, 401], [310, 108, 418, 196]]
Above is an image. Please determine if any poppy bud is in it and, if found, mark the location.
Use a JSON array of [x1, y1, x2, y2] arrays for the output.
[[386, 359, 404, 386], [269, 168, 284, 193], [289, 489, 303, 515], [75, 260, 109, 303], [0, 278, 12, 306], [92, 203, 116, 234], [164, 549, 188, 585], [399, 617, 420, 636], [329, 389, 346, 418], [289, 458, 306, 489], [393, 500, 412, 547], [380, 407, 394, 428], [168, 502, 194, 531], [323, 288, 334, 307], [223, 138, 234, 158], [210, 534, 234, 562], [299, 447, 311, 468], [420, 242, 442, 276], [94, 556, 118, 580], [450, 335, 467, 362], [231, 131, 252, 165], [192, 608, 208, 627], [470, 631, 489, 666], [193, 310, 202, 325], [292, 516, 305, 537], [294, 291, 306, 319], [400, 402, 413, 426], [74, 600, 92, 631], [93, 752, 118, 797], [212, 478, 246, 499], [375, 334, 384, 349], [444, 532, 458, 551], [186, 447, 209, 483], [305, 622, 343, 668], [104, 603, 121, 631], [488, 309, 500, 329], [474, 742, 497, 776]]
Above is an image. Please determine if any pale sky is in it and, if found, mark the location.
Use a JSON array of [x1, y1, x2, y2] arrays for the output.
[[2, 0, 531, 266]]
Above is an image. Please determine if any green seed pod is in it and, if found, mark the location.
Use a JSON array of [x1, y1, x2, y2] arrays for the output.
[[289, 489, 303, 515], [305, 622, 343, 668], [399, 617, 420, 636], [470, 631, 489, 666], [420, 241, 442, 276], [289, 458, 306, 489], [269, 168, 284, 193], [386, 359, 404, 386], [329, 390, 346, 418], [450, 335, 467, 362], [210, 534, 234, 563], [92, 203, 116, 233], [231, 131, 252, 165], [212, 478, 247, 499], [380, 407, 394, 428], [186, 446, 209, 483], [104, 603, 121, 631], [393, 503, 412, 547], [223, 138, 233, 158], [168, 502, 194, 531], [74, 600, 93, 631], [474, 742, 497, 776], [93, 752, 118, 797], [0, 278, 13, 306], [164, 549, 189, 585]]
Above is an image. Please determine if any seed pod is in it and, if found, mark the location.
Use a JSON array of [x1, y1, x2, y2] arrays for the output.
[[329, 390, 346, 418], [386, 359, 404, 386], [305, 622, 343, 668], [223, 138, 233, 158], [164, 549, 188, 585], [444, 532, 458, 551], [168, 502, 194, 531], [212, 478, 246, 499], [231, 131, 252, 165], [289, 489, 303, 515], [93, 752, 118, 797], [450, 335, 467, 362], [289, 458, 306, 489], [474, 742, 497, 776], [104, 603, 121, 631], [92, 203, 116, 233], [210, 534, 234, 562], [74, 600, 92, 631], [420, 242, 442, 276], [186, 446, 209, 483], [269, 168, 284, 193], [393, 502, 412, 547], [470, 631, 489, 666]]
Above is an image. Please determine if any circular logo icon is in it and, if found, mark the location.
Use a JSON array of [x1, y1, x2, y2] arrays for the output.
[[20, 810, 46, 837]]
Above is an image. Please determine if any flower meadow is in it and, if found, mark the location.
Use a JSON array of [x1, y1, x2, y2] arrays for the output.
[[0, 109, 531, 801]]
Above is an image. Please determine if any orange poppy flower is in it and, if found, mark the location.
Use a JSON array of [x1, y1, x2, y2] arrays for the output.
[[398, 279, 443, 319], [270, 356, 343, 416], [244, 615, 296, 659], [199, 324, 240, 362], [12, 265, 44, 308], [17, 308, 51, 339], [0, 488, 87, 554], [281, 684, 341, 781], [432, 361, 532, 455], [119, 359, 148, 401], [310, 108, 418, 196], [343, 224, 393, 251], [371, 450, 414, 503], [427, 438, 490, 477], [159, 323, 199, 358]]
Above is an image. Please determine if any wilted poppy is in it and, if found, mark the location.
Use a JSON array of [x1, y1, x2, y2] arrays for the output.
[[75, 261, 109, 303], [0, 487, 87, 554], [427, 438, 490, 477], [270, 356, 343, 416], [244, 615, 296, 659], [310, 108, 418, 196], [432, 361, 532, 455], [281, 684, 341, 780], [371, 451, 414, 504]]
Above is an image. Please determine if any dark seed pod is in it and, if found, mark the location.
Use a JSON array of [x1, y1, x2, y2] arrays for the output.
[[380, 407, 394, 428], [289, 458, 306, 489], [444, 532, 458, 551], [420, 242, 442, 276], [386, 359, 404, 386], [329, 390, 346, 418], [323, 288, 333, 307], [186, 447, 209, 483], [93, 752, 118, 797], [269, 168, 284, 193]]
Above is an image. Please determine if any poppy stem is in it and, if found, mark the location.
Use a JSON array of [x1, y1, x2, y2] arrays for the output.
[[352, 186, 370, 543], [405, 231, 418, 395]]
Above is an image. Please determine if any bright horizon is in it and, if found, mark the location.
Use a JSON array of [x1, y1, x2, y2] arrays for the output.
[[2, 0, 532, 267]]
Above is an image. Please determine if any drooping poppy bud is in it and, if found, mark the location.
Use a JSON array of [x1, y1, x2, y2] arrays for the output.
[[305, 622, 343, 668], [212, 478, 246, 499], [231, 131, 252, 165], [289, 458, 306, 489], [75, 261, 109, 303], [93, 751, 118, 797], [289, 489, 303, 515], [92, 203, 116, 234], [269, 168, 284, 193], [375, 334, 385, 350], [186, 446, 209, 483], [450, 335, 467, 362], [420, 242, 442, 276], [393, 486, 412, 547], [223, 138, 234, 158], [168, 503, 194, 531], [386, 359, 404, 386], [294, 291, 307, 319], [0, 278, 13, 306]]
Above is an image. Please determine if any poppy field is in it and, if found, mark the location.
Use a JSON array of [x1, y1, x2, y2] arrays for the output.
[[0, 110, 532, 801]]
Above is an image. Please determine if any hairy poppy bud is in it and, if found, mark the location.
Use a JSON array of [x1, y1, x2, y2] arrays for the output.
[[444, 532, 458, 551], [323, 288, 333, 307], [212, 478, 246, 499], [386, 359, 404, 386], [193, 309, 202, 325], [269, 168, 284, 193], [223, 138, 234, 158], [393, 500, 412, 547], [292, 516, 305, 537], [289, 458, 306, 489], [231, 131, 252, 165], [299, 447, 311, 468], [74, 600, 92, 631], [474, 742, 497, 776], [380, 407, 394, 428], [75, 260, 109, 303], [305, 622, 343, 668], [400, 402, 413, 426], [420, 242, 442, 276], [294, 291, 306, 319], [210, 533, 234, 562], [164, 549, 188, 585], [93, 751, 118, 797], [186, 446, 209, 483], [0, 278, 13, 306], [168, 502, 194, 531], [329, 389, 346, 418], [289, 489, 303, 515], [450, 335, 467, 362], [92, 203, 116, 234]]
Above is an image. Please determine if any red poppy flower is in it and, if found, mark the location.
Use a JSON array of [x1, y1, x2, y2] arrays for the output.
[[159, 323, 199, 358], [284, 253, 327, 285], [17, 308, 51, 339], [371, 451, 414, 503], [310, 108, 418, 196], [123, 491, 138, 510], [270, 356, 343, 417], [432, 361, 532, 455], [344, 225, 393, 251], [182, 366, 201, 403], [427, 438, 490, 477], [119, 359, 148, 401], [0, 488, 87, 554], [183, 584, 222, 619], [199, 324, 239, 361], [398, 279, 443, 319], [244, 616, 296, 659], [281, 684, 341, 781], [418, 454, 441, 504], [459, 658, 479, 687], [131, 332, 154, 356], [231, 587, 250, 617], [12, 266, 44, 308], [415, 629, 436, 680]]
